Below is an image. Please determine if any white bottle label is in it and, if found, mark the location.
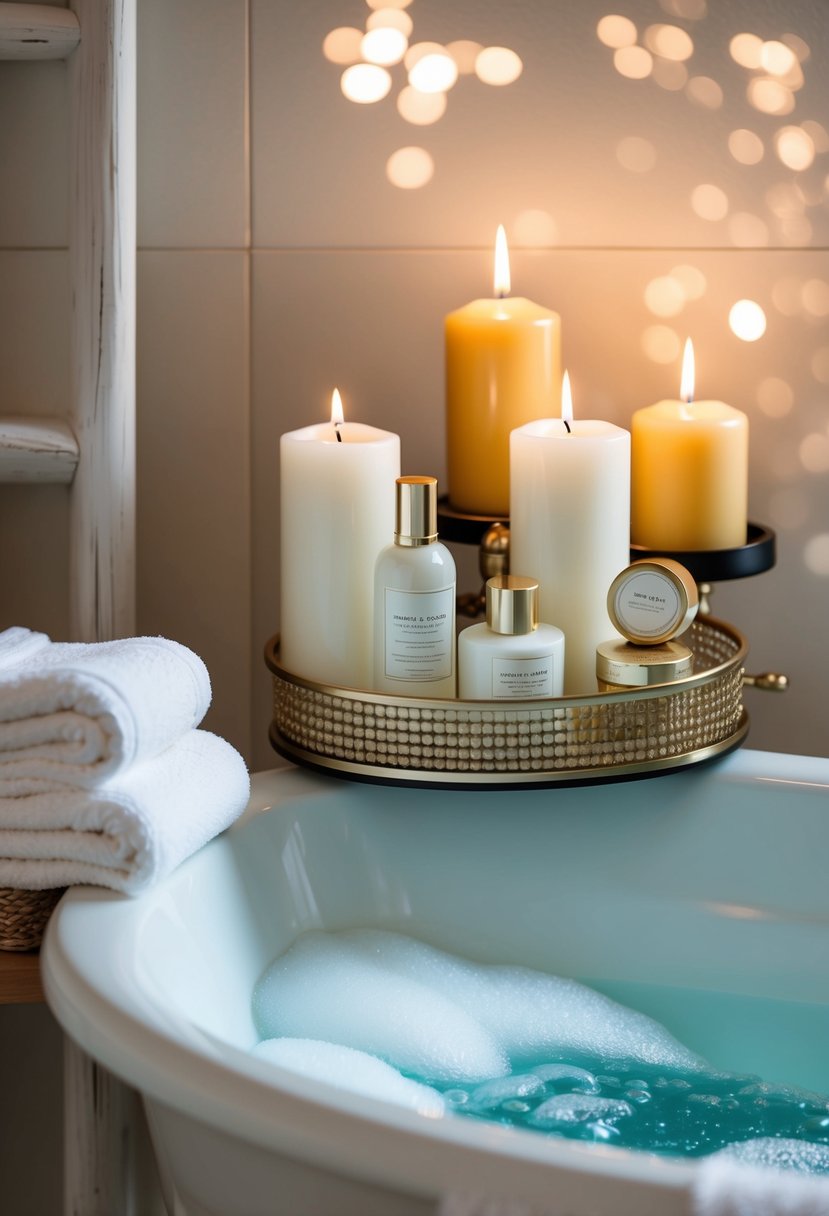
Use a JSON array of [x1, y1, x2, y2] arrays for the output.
[[384, 586, 454, 682], [492, 655, 555, 698]]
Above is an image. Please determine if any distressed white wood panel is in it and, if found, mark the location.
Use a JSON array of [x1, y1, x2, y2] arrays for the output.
[[0, 3, 79, 59], [251, 0, 829, 249], [137, 251, 252, 764], [251, 249, 829, 770], [0, 415, 78, 481], [138, 0, 249, 249], [68, 0, 136, 642], [0, 61, 68, 246]]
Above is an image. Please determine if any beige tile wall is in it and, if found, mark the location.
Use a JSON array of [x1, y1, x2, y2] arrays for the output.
[[1, 0, 827, 777]]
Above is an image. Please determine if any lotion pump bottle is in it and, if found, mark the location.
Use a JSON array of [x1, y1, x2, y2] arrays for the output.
[[373, 476, 457, 697], [458, 575, 565, 699]]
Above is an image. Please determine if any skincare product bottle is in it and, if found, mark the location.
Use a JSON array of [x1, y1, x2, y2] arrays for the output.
[[596, 638, 693, 691], [458, 575, 565, 699], [373, 476, 457, 697]]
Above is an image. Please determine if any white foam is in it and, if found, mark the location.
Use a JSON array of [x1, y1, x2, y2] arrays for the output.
[[252, 1038, 445, 1116], [530, 1093, 634, 1127], [252, 928, 706, 1090], [715, 1137, 829, 1175], [252, 932, 508, 1084]]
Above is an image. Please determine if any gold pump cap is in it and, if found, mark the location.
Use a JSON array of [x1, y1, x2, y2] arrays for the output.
[[395, 476, 438, 547], [486, 575, 539, 635]]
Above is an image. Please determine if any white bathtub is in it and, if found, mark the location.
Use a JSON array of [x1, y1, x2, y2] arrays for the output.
[[42, 749, 829, 1216]]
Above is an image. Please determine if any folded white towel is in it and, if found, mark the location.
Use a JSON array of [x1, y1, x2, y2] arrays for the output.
[[693, 1148, 829, 1216], [0, 628, 211, 792], [0, 729, 250, 893]]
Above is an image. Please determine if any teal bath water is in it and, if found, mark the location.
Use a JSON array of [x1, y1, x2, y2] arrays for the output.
[[436, 981, 829, 1162]]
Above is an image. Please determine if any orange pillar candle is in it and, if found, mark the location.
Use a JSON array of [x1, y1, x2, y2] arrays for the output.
[[445, 226, 561, 517], [631, 340, 749, 551]]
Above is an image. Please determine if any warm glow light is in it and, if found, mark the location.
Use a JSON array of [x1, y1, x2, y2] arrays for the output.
[[680, 338, 695, 403], [366, 9, 413, 36], [782, 33, 811, 64], [404, 41, 443, 69], [513, 209, 559, 247], [331, 388, 344, 426], [494, 225, 511, 296], [322, 27, 364, 65], [644, 275, 686, 317], [361, 27, 408, 66], [366, 0, 412, 8], [729, 299, 767, 341], [775, 126, 816, 171], [613, 45, 653, 78], [597, 15, 637, 49], [670, 264, 707, 300], [728, 212, 770, 247], [385, 146, 434, 189], [802, 120, 829, 153], [728, 128, 765, 165], [408, 51, 458, 93], [691, 183, 729, 221], [561, 370, 574, 425], [341, 63, 392, 103], [645, 24, 694, 60], [641, 325, 681, 364], [748, 77, 795, 115], [652, 59, 687, 89], [729, 33, 763, 69], [447, 40, 482, 74], [686, 76, 723, 109], [616, 135, 657, 171], [396, 86, 446, 125], [475, 46, 523, 86], [761, 39, 797, 75]]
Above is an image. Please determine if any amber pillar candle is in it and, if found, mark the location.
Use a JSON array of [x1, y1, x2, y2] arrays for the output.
[[632, 341, 748, 551], [445, 226, 561, 517]]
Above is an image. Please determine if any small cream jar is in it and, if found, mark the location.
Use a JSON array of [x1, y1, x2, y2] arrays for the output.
[[596, 638, 694, 691], [607, 557, 698, 645]]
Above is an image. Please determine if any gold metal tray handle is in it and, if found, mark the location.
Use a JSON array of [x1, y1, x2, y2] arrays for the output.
[[743, 671, 789, 692]]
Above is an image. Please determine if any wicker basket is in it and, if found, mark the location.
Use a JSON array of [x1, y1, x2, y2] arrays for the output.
[[0, 887, 65, 952], [265, 615, 749, 788]]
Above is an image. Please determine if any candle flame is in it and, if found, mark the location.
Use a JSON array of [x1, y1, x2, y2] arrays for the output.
[[494, 224, 511, 297], [561, 370, 574, 428], [331, 387, 345, 426], [680, 338, 695, 404]]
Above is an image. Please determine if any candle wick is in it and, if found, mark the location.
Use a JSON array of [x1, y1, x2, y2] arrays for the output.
[[335, 423, 343, 443], [563, 419, 571, 434], [497, 290, 508, 300]]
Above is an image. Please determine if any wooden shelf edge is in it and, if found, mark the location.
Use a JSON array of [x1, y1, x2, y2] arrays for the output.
[[0, 951, 44, 1004], [0, 2, 80, 60], [0, 415, 79, 484]]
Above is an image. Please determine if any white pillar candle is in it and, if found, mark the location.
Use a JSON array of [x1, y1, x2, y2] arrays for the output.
[[510, 374, 630, 695], [279, 390, 400, 688]]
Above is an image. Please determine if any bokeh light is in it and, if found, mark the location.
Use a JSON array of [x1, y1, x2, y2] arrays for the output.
[[644, 275, 687, 317], [641, 325, 682, 363], [597, 15, 637, 49], [645, 24, 694, 60], [652, 59, 687, 90], [691, 183, 729, 221], [404, 41, 444, 70], [475, 47, 523, 86], [614, 46, 653, 79], [728, 128, 764, 165], [748, 77, 795, 115], [729, 299, 767, 341], [686, 76, 723, 109], [766, 181, 805, 218], [670, 264, 706, 300], [730, 33, 763, 69], [397, 86, 446, 125], [409, 51, 458, 93], [801, 279, 829, 318], [782, 33, 811, 63], [323, 27, 364, 65], [366, 0, 412, 8], [341, 63, 392, 103], [366, 9, 413, 36], [756, 377, 794, 418], [760, 40, 797, 76], [447, 40, 482, 74], [386, 146, 434, 189], [775, 126, 816, 171], [804, 535, 829, 576], [799, 433, 829, 473], [802, 120, 829, 153], [615, 135, 657, 172], [361, 27, 408, 66], [772, 276, 804, 316]]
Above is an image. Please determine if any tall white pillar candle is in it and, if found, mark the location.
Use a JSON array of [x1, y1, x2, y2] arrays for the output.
[[279, 391, 400, 688], [510, 376, 630, 695]]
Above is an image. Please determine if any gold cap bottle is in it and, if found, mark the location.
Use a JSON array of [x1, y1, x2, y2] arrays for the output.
[[395, 476, 438, 547], [486, 575, 539, 636]]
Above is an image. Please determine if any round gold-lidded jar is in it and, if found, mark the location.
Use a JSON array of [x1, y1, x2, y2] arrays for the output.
[[608, 557, 698, 645], [596, 638, 694, 690]]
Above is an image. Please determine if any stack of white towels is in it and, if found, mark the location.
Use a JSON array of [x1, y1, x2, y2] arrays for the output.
[[0, 626, 250, 894]]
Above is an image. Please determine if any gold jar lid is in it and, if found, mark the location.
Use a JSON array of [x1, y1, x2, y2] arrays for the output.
[[596, 638, 694, 688], [607, 558, 698, 645], [486, 575, 538, 635], [395, 476, 438, 547]]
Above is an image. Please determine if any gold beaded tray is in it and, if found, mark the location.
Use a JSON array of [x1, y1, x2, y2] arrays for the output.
[[265, 616, 749, 788]]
